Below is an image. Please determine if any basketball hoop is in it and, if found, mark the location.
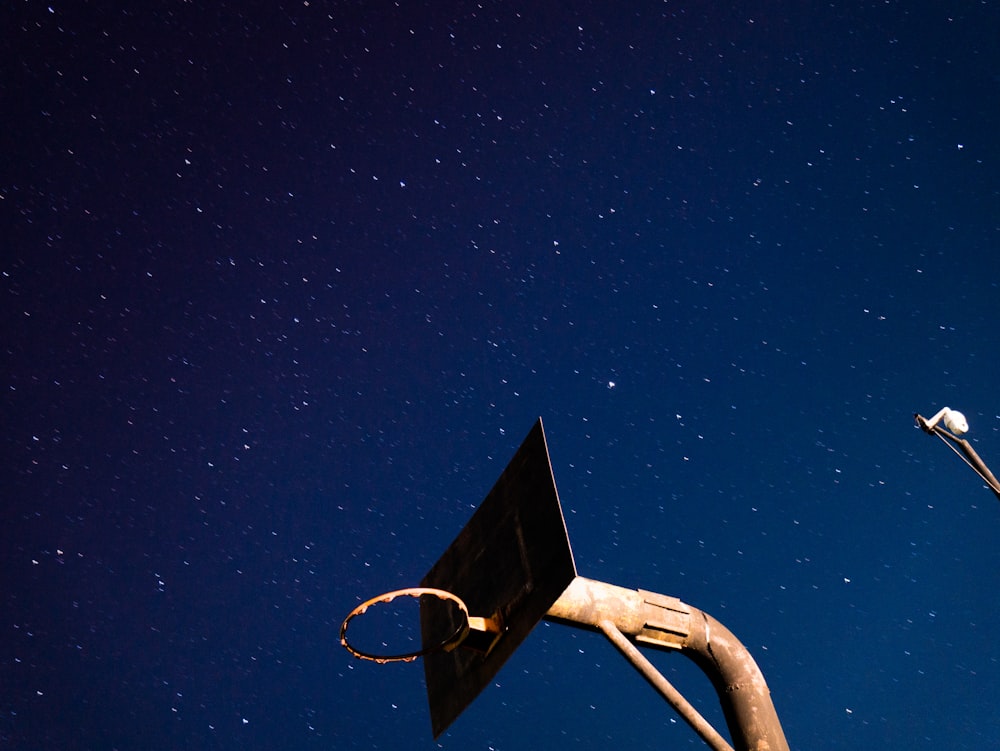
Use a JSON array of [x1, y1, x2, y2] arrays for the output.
[[340, 587, 471, 664]]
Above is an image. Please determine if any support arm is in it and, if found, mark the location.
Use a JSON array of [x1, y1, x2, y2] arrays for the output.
[[547, 576, 789, 751], [915, 413, 1000, 502]]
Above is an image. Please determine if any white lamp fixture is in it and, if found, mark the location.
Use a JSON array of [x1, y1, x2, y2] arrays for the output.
[[921, 406, 969, 435]]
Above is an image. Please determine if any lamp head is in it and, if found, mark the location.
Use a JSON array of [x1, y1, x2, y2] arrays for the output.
[[943, 408, 969, 435]]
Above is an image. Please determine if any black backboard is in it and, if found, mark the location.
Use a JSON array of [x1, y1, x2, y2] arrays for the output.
[[420, 418, 577, 737]]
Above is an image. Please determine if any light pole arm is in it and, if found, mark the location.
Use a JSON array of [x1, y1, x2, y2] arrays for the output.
[[915, 413, 1000, 502]]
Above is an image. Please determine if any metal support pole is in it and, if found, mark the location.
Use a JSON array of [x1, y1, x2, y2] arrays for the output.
[[547, 576, 789, 751], [597, 618, 734, 751]]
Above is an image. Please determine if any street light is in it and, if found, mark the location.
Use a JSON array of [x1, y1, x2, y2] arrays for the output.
[[915, 407, 1000, 502]]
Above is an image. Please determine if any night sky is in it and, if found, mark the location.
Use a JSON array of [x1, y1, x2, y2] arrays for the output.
[[4, 2, 1000, 749]]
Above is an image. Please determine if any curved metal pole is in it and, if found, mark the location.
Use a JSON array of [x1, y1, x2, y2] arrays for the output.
[[682, 609, 789, 751], [547, 576, 789, 751]]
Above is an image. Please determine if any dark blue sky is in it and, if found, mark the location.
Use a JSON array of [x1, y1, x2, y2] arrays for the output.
[[4, 1, 999, 749]]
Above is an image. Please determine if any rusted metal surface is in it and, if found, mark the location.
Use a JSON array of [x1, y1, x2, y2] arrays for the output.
[[598, 618, 735, 751], [548, 576, 789, 751], [684, 609, 789, 751]]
